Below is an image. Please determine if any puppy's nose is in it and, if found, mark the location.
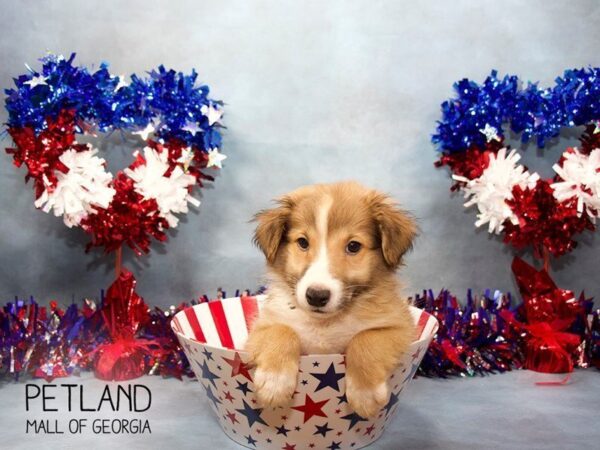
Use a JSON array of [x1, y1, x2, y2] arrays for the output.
[[306, 286, 331, 307]]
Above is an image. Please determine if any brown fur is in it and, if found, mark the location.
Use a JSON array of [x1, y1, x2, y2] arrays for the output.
[[247, 181, 418, 418]]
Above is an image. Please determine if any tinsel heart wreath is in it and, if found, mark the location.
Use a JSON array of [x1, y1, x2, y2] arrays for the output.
[[5, 53, 226, 255], [433, 68, 600, 260], [432, 69, 600, 378]]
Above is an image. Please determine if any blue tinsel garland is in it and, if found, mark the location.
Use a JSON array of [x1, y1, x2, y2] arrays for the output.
[[4, 53, 222, 151], [432, 68, 600, 153]]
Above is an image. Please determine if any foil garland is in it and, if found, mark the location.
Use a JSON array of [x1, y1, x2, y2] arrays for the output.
[[415, 258, 598, 378], [0, 272, 262, 381], [1, 267, 597, 382]]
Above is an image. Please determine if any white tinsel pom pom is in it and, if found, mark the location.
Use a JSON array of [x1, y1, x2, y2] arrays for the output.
[[125, 147, 200, 227], [34, 147, 115, 227], [551, 148, 600, 221], [453, 148, 539, 234]]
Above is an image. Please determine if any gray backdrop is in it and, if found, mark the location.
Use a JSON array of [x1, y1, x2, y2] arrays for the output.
[[1, 0, 599, 306]]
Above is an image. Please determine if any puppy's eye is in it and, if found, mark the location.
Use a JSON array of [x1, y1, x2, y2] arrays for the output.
[[346, 241, 362, 254], [297, 237, 309, 250]]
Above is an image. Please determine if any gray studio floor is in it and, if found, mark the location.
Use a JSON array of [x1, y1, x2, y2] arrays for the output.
[[1, 369, 598, 450]]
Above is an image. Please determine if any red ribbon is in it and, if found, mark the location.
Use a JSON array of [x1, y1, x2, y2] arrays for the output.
[[511, 257, 583, 381], [92, 269, 160, 381]]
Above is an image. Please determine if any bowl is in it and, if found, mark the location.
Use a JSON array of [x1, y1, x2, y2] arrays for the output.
[[172, 295, 438, 449]]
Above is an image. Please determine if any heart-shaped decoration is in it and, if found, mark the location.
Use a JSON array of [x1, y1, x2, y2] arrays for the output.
[[433, 69, 600, 258], [5, 54, 226, 255]]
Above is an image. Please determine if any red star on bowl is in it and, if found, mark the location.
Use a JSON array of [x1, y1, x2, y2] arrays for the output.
[[223, 391, 235, 402], [364, 424, 375, 436], [292, 394, 329, 423], [282, 443, 296, 450], [222, 352, 253, 381], [225, 411, 239, 424]]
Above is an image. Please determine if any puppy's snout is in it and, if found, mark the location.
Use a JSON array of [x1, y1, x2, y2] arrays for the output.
[[306, 286, 331, 307]]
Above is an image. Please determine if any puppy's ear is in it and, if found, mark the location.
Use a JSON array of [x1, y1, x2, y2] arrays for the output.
[[252, 196, 293, 264], [369, 193, 418, 269]]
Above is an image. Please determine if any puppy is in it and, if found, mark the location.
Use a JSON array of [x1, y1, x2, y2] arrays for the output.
[[245, 181, 417, 418]]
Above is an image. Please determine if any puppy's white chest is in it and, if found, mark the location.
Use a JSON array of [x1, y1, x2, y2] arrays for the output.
[[289, 313, 365, 355]]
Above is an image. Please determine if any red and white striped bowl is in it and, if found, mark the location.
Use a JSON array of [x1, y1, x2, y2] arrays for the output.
[[172, 296, 438, 450]]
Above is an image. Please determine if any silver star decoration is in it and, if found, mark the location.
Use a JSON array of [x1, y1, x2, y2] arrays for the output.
[[177, 147, 195, 171], [479, 124, 501, 143], [206, 148, 227, 168], [182, 121, 203, 136], [133, 122, 155, 141], [24, 74, 47, 88], [114, 75, 129, 91], [201, 104, 223, 126]]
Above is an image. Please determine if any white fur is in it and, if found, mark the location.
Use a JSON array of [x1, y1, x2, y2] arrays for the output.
[[253, 366, 297, 407], [295, 196, 344, 314], [261, 284, 391, 354], [345, 378, 389, 418]]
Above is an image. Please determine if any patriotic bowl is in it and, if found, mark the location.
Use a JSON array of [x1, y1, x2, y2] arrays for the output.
[[172, 296, 438, 450]]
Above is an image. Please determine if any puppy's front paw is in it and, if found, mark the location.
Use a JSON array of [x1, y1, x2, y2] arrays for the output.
[[254, 365, 297, 408], [346, 376, 389, 419]]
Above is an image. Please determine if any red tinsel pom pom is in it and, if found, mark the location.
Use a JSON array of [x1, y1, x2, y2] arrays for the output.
[[504, 181, 595, 258]]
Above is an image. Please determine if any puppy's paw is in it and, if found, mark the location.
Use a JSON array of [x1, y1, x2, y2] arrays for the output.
[[253, 365, 297, 408], [346, 376, 389, 419]]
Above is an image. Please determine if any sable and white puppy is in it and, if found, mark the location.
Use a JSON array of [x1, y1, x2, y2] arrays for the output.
[[245, 181, 417, 418]]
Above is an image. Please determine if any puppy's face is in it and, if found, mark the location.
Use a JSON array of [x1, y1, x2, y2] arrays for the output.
[[253, 182, 417, 318]]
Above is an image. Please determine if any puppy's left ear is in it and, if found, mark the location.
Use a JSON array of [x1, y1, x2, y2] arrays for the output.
[[369, 193, 418, 269]]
